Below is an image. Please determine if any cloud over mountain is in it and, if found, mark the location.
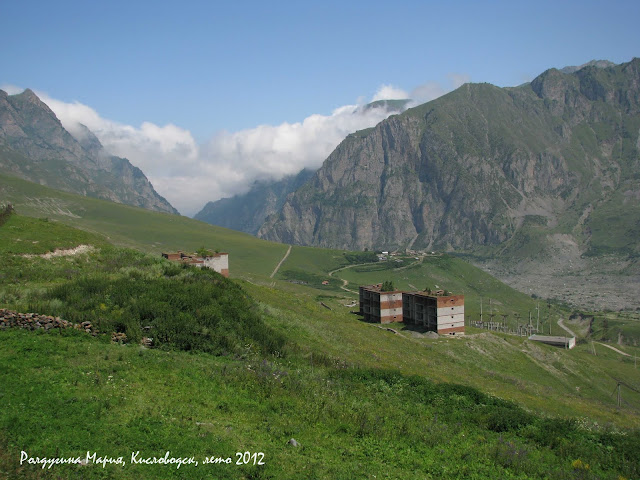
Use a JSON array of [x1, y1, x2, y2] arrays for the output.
[[23, 75, 467, 216]]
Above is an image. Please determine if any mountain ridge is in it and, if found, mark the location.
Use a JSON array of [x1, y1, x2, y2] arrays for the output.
[[256, 58, 640, 308], [194, 168, 315, 234], [0, 88, 178, 214], [259, 58, 640, 251]]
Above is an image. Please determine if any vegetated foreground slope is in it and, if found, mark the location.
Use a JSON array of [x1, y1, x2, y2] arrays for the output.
[[0, 88, 177, 214], [1, 213, 640, 479], [258, 59, 640, 310]]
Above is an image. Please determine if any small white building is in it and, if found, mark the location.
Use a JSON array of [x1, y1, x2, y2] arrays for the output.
[[202, 253, 229, 277]]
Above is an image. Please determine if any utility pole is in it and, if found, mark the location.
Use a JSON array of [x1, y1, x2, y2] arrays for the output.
[[536, 301, 540, 333], [617, 382, 622, 407], [480, 298, 483, 325]]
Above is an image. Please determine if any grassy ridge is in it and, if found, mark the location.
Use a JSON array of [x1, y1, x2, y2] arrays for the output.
[[1, 173, 288, 277]]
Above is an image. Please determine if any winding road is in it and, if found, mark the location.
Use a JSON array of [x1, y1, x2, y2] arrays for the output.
[[557, 318, 632, 358], [327, 256, 425, 293], [557, 318, 577, 338]]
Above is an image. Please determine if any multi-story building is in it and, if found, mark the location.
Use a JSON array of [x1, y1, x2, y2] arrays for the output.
[[359, 284, 403, 324], [402, 291, 465, 335]]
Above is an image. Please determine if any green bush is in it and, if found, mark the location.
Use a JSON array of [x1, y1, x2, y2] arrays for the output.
[[38, 253, 286, 356]]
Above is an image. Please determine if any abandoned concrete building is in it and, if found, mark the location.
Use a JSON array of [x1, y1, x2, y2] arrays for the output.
[[359, 284, 403, 324], [161, 251, 229, 277], [402, 291, 465, 335], [528, 334, 576, 349], [359, 283, 465, 334]]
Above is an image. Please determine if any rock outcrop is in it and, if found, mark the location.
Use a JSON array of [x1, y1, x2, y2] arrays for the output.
[[0, 89, 178, 214]]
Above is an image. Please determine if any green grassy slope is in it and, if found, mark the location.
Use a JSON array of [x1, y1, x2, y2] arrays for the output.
[[1, 173, 288, 277], [3, 328, 639, 480], [245, 281, 640, 425], [3, 177, 640, 419], [2, 211, 640, 478]]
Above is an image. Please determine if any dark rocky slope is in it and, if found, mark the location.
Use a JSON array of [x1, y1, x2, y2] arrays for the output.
[[0, 89, 177, 214]]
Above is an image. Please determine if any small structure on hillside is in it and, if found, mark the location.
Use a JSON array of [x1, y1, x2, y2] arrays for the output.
[[161, 250, 229, 277], [359, 284, 403, 324], [403, 291, 465, 335], [528, 334, 575, 349]]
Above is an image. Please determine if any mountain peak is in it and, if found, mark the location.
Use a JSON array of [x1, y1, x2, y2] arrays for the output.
[[0, 88, 179, 215], [559, 59, 616, 74], [16, 88, 42, 103]]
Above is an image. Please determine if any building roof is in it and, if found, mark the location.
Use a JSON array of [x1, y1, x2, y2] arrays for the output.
[[528, 335, 575, 343], [360, 284, 403, 294]]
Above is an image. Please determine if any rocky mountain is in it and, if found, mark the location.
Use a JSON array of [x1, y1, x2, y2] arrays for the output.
[[259, 58, 640, 251], [194, 98, 410, 232], [194, 169, 314, 234], [257, 58, 640, 308], [0, 89, 178, 214], [559, 59, 616, 74]]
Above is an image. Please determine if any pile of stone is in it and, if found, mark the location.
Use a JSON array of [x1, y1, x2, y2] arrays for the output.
[[0, 308, 94, 333], [112, 332, 127, 343], [0, 308, 128, 344]]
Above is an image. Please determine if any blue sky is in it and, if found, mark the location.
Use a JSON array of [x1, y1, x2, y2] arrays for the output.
[[2, 0, 639, 214]]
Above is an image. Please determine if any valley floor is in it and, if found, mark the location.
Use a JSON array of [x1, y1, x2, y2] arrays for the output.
[[477, 260, 640, 312]]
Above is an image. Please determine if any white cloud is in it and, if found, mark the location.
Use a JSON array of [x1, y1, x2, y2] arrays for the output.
[[8, 73, 467, 217], [33, 91, 400, 216], [38, 94, 199, 179], [372, 84, 410, 101], [0, 84, 23, 95], [408, 73, 471, 105]]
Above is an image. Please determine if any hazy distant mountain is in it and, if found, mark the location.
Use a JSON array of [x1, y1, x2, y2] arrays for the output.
[[0, 89, 178, 214], [194, 169, 315, 234]]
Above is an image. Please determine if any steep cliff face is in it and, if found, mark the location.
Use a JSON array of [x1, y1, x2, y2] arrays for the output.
[[194, 169, 314, 234], [193, 98, 410, 232], [0, 89, 178, 215], [259, 59, 640, 257]]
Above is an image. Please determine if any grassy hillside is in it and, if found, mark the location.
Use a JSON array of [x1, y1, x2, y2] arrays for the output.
[[0, 215, 639, 478], [1, 211, 639, 423], [4, 327, 639, 480], [1, 173, 288, 277], [2, 177, 640, 477]]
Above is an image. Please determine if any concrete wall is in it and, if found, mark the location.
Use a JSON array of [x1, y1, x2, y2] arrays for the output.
[[204, 253, 229, 277], [359, 286, 402, 323], [403, 292, 465, 335], [379, 291, 403, 323]]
